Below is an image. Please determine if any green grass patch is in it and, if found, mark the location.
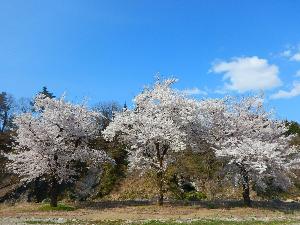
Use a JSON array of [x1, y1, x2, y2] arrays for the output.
[[26, 221, 56, 224], [25, 219, 123, 224], [38, 203, 76, 211]]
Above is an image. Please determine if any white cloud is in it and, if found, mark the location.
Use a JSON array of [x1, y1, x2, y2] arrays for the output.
[[270, 81, 300, 99], [211, 56, 282, 93], [280, 45, 300, 61], [181, 87, 207, 96], [290, 52, 300, 62], [281, 50, 292, 57]]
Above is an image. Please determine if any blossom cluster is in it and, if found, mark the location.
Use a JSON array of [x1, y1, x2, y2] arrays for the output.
[[5, 94, 111, 183]]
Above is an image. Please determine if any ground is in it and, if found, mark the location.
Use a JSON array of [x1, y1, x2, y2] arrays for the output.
[[2, 201, 300, 224]]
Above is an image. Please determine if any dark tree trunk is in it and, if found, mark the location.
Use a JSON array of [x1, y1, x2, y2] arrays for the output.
[[50, 177, 58, 207], [157, 170, 164, 206], [155, 142, 165, 206], [240, 165, 251, 207], [1, 111, 8, 132]]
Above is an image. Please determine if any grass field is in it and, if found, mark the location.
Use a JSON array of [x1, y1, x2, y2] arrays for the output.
[[1, 201, 300, 224]]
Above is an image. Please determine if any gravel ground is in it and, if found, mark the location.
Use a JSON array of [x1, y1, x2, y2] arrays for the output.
[[0, 217, 71, 225]]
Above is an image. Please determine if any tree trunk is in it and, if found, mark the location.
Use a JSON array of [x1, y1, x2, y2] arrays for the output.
[[157, 171, 164, 206], [241, 166, 251, 207], [155, 142, 165, 206], [0, 111, 7, 132], [50, 177, 58, 207]]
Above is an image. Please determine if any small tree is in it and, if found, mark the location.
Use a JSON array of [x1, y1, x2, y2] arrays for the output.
[[212, 95, 295, 206], [5, 94, 111, 207], [103, 78, 199, 205], [38, 86, 56, 99], [0, 92, 14, 132]]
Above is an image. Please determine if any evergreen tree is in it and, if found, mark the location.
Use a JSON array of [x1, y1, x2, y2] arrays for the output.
[[38, 86, 56, 99], [286, 121, 300, 136], [286, 121, 300, 146], [0, 92, 14, 132], [31, 86, 55, 112]]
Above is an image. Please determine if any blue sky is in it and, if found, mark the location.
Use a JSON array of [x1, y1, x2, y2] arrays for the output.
[[1, 0, 300, 121]]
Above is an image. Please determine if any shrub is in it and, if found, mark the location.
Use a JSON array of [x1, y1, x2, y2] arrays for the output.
[[183, 191, 207, 201], [38, 203, 75, 211]]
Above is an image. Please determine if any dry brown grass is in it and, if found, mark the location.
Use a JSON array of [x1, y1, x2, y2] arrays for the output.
[[2, 201, 300, 222]]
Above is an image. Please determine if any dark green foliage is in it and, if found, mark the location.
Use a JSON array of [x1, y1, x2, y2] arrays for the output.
[[183, 191, 207, 201], [0, 94, 16, 200], [28, 179, 50, 203], [0, 131, 13, 175], [286, 121, 300, 136], [176, 149, 222, 182], [167, 175, 207, 201], [285, 121, 300, 146], [38, 203, 75, 211], [93, 138, 128, 198], [38, 86, 56, 99], [0, 92, 14, 132], [91, 102, 128, 198], [30, 86, 55, 112], [166, 174, 182, 199], [181, 180, 197, 193], [167, 148, 223, 200]]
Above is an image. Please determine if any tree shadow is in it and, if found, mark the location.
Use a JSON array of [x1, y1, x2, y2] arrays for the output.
[[77, 199, 300, 213], [77, 200, 153, 210], [174, 199, 300, 213]]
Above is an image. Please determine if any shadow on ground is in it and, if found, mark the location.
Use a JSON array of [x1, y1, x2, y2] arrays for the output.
[[78, 199, 300, 213]]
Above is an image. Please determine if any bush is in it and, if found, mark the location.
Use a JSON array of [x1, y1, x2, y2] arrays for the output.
[[183, 191, 207, 201], [38, 203, 75, 211]]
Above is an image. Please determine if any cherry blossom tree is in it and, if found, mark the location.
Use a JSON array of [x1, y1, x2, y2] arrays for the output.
[[5, 94, 111, 207], [103, 78, 200, 205], [211, 95, 295, 206]]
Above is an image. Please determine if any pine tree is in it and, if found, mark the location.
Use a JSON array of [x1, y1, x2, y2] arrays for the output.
[[0, 92, 14, 132], [38, 86, 56, 99]]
